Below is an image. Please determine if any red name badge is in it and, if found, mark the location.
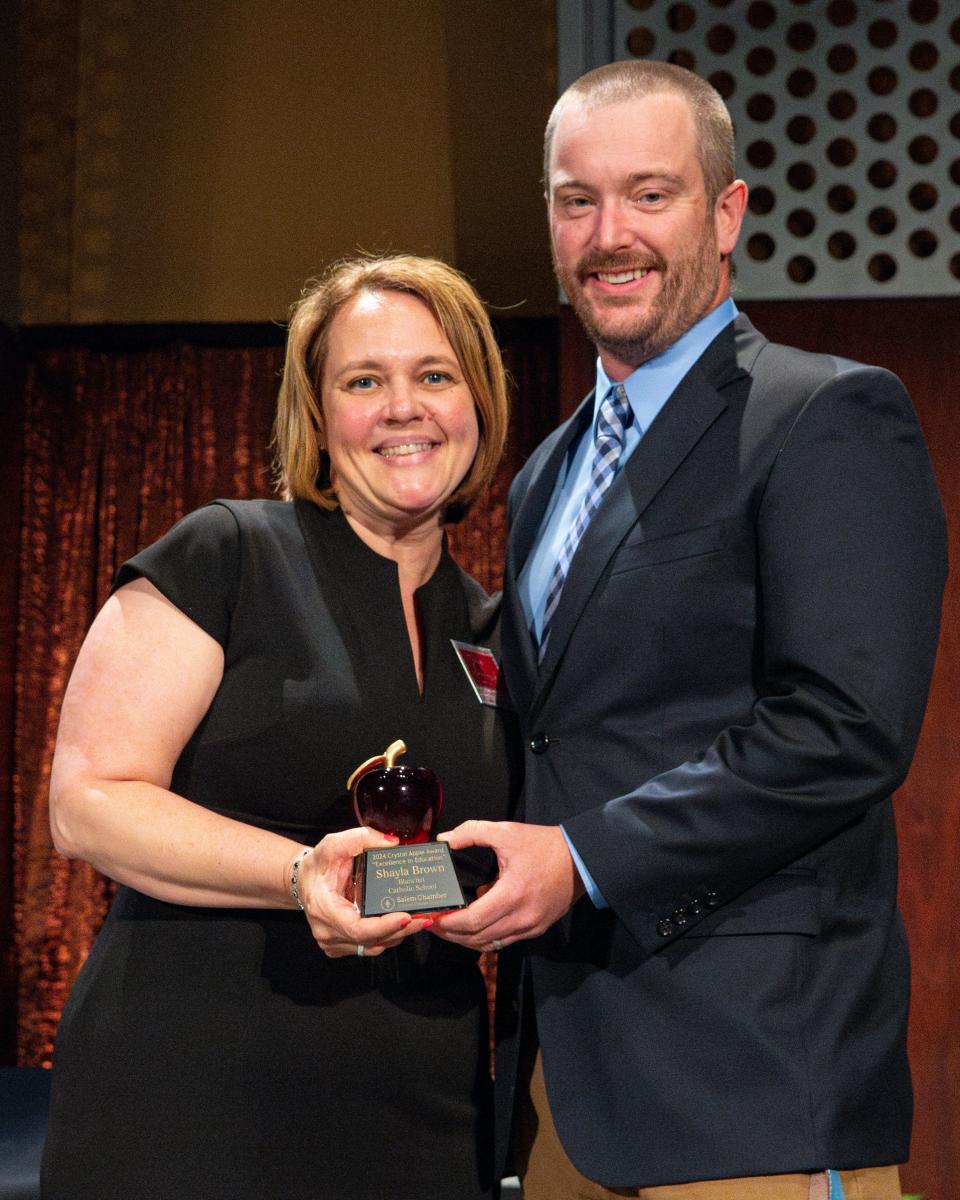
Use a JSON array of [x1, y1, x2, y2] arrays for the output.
[[450, 640, 507, 708]]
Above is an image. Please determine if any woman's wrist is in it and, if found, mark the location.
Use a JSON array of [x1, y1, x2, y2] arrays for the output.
[[289, 846, 313, 910]]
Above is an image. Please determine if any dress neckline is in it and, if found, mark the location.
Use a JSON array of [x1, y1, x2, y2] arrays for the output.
[[294, 501, 465, 703], [295, 500, 456, 602]]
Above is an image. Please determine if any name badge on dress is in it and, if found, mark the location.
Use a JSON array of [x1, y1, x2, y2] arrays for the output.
[[450, 640, 509, 708]]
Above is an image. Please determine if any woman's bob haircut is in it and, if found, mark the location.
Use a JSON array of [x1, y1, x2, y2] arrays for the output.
[[274, 254, 510, 524]]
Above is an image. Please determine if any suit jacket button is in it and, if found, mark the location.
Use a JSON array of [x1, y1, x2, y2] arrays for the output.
[[687, 899, 706, 916], [671, 909, 689, 927], [705, 891, 720, 907], [656, 920, 674, 937], [529, 733, 550, 754]]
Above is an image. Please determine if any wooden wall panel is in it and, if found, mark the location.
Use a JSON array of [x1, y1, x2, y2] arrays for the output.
[[561, 298, 960, 1199]]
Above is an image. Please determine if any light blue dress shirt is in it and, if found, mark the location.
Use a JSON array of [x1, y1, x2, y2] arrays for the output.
[[516, 299, 739, 906]]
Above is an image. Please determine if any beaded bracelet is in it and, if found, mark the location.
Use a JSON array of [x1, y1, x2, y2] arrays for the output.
[[291, 847, 312, 910]]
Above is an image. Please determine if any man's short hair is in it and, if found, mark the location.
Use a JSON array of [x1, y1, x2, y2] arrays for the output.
[[544, 60, 736, 207]]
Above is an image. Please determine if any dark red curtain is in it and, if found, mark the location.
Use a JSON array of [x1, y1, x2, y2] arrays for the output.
[[0, 320, 558, 1067]]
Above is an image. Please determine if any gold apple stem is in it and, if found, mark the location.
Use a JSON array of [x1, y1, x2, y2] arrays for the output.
[[346, 739, 408, 791], [383, 739, 406, 769]]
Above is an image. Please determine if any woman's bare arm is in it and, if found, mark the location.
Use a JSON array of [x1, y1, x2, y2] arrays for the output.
[[49, 577, 307, 907], [50, 576, 429, 956]]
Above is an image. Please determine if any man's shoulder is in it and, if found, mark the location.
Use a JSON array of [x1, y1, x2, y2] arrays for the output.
[[736, 314, 890, 396], [730, 319, 916, 454], [511, 394, 592, 495]]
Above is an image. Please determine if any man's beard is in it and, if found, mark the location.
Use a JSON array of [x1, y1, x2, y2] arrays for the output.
[[555, 224, 722, 369]]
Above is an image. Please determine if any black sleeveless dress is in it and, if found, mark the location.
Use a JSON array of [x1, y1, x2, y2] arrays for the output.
[[41, 500, 520, 1200]]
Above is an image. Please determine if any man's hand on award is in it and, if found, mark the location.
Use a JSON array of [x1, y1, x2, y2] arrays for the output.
[[295, 827, 432, 959], [430, 821, 585, 951]]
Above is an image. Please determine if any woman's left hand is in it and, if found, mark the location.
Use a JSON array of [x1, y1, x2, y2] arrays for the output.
[[293, 827, 432, 958]]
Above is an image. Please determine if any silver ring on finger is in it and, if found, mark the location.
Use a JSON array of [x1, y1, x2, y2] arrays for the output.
[[356, 943, 365, 958], [491, 939, 504, 952]]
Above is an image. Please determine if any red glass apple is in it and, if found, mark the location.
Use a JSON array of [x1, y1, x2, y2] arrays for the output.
[[348, 739, 443, 844]]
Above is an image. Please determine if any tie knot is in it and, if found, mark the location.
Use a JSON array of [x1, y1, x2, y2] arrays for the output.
[[596, 384, 631, 451]]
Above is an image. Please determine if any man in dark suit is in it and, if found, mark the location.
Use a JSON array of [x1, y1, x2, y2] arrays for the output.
[[435, 60, 946, 1199]]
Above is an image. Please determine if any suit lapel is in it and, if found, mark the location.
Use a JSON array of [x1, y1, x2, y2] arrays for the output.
[[533, 317, 756, 700], [502, 397, 594, 718], [535, 368, 730, 683], [509, 396, 594, 574], [507, 315, 760, 717]]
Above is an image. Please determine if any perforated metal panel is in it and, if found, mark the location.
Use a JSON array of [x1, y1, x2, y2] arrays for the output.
[[557, 0, 960, 298]]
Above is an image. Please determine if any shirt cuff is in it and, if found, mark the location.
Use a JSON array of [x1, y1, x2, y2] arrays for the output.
[[560, 825, 609, 909]]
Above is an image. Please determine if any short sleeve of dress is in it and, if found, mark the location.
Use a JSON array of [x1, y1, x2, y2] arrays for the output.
[[112, 502, 240, 648]]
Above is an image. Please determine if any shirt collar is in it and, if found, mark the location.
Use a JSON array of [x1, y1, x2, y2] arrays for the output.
[[593, 298, 739, 435]]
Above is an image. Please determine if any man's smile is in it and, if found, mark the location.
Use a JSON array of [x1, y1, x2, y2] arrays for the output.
[[593, 268, 650, 285]]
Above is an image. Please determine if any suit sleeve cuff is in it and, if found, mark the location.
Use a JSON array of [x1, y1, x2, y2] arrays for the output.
[[561, 825, 609, 909]]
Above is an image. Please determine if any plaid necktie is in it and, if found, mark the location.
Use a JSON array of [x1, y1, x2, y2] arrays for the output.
[[539, 383, 633, 661]]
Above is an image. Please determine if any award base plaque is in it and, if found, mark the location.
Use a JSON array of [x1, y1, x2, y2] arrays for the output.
[[357, 841, 465, 917], [348, 739, 466, 919]]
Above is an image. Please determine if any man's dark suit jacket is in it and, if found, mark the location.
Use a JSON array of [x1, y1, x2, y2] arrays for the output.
[[496, 314, 947, 1188]]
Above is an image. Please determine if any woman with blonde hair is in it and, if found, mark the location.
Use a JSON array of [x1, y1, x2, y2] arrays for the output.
[[42, 255, 519, 1200]]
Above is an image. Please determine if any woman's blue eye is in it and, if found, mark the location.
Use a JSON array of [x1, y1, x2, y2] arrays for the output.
[[423, 371, 449, 385], [349, 377, 376, 390]]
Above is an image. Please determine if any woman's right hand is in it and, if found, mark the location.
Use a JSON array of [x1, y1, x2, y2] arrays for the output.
[[294, 828, 432, 958]]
